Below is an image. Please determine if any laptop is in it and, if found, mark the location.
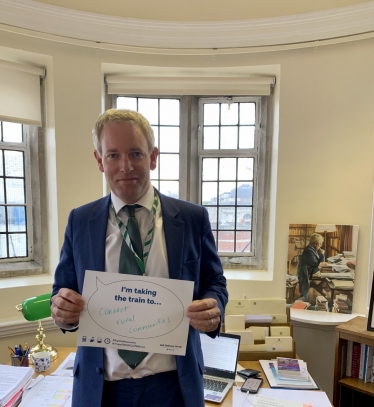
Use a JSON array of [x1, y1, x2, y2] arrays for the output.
[[200, 332, 241, 403]]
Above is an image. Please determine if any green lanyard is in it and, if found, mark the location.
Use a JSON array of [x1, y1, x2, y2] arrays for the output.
[[110, 189, 159, 275]]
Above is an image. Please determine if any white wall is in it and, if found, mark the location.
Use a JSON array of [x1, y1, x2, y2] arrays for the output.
[[0, 30, 373, 363]]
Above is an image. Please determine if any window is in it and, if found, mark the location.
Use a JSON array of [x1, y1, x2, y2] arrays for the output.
[[114, 95, 268, 267], [0, 121, 31, 260], [199, 97, 259, 256], [117, 97, 180, 198]]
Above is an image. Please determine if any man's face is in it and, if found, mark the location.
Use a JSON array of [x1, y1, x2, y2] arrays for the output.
[[94, 121, 158, 204]]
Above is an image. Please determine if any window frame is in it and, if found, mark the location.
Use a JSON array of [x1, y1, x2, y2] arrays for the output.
[[0, 123, 34, 262], [197, 96, 266, 265], [112, 94, 269, 268]]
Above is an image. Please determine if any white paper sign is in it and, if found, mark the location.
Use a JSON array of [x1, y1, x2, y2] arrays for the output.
[[77, 271, 194, 356]]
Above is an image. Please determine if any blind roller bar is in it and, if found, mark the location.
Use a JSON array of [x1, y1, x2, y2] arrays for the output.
[[106, 76, 275, 96], [0, 59, 45, 77]]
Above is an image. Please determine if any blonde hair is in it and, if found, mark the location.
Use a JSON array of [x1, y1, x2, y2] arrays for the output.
[[92, 109, 154, 156], [309, 233, 323, 246]]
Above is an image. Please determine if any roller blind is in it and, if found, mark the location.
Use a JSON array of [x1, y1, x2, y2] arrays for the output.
[[0, 60, 45, 126], [106, 76, 276, 96]]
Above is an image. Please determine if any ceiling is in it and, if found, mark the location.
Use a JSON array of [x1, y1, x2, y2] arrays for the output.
[[1, 0, 374, 49], [34, 0, 370, 21]]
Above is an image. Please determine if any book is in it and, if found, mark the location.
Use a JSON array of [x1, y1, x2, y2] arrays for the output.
[[290, 301, 310, 310], [359, 344, 367, 380], [259, 360, 319, 390], [364, 346, 373, 383], [276, 357, 308, 380], [351, 342, 361, 378], [346, 340, 353, 377], [0, 365, 33, 407]]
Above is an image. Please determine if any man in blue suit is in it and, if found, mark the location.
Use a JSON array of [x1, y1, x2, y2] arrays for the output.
[[51, 109, 228, 407]]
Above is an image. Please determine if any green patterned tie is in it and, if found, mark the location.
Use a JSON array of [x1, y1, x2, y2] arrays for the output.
[[118, 205, 148, 369]]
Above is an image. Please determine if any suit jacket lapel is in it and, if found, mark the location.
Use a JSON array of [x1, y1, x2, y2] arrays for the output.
[[88, 195, 110, 272], [159, 194, 185, 281]]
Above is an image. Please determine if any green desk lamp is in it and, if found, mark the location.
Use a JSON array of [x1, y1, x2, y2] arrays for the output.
[[15, 293, 58, 362]]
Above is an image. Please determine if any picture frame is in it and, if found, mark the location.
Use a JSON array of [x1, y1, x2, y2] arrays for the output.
[[367, 272, 374, 332]]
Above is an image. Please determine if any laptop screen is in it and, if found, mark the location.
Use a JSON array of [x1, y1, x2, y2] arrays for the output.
[[200, 332, 241, 379]]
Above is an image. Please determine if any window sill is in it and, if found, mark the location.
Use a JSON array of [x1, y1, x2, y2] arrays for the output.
[[0, 271, 53, 290], [0, 261, 43, 279], [224, 268, 273, 281]]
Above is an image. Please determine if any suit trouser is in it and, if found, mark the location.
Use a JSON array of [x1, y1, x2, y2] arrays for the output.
[[101, 370, 185, 407]]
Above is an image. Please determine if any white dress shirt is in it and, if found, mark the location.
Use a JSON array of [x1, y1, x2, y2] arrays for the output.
[[104, 185, 176, 380]]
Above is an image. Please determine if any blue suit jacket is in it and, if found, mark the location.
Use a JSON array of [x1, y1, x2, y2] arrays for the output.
[[52, 192, 228, 407]]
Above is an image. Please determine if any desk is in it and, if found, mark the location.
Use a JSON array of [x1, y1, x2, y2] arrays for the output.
[[30, 348, 269, 406]]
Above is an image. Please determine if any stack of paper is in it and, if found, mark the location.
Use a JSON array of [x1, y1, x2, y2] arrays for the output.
[[0, 365, 33, 406], [259, 360, 319, 390], [276, 357, 309, 381]]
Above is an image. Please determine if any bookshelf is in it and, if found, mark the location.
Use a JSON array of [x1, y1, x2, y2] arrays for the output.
[[326, 225, 341, 258], [288, 224, 317, 263], [333, 316, 374, 407]]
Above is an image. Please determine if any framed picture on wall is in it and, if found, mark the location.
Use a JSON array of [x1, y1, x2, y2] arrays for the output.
[[367, 273, 374, 332]]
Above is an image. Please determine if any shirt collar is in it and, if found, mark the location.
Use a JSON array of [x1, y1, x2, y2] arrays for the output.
[[110, 185, 154, 216]]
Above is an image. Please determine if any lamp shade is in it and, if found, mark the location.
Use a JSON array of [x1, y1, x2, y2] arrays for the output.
[[16, 293, 52, 321]]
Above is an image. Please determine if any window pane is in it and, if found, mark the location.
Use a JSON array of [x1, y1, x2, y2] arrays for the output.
[[152, 126, 159, 149], [7, 206, 26, 232], [159, 181, 179, 198], [151, 179, 159, 190], [219, 207, 235, 230], [0, 179, 4, 203], [0, 152, 3, 176], [202, 158, 218, 181], [6, 179, 25, 204], [160, 127, 179, 153], [117, 97, 137, 110], [221, 126, 238, 149], [203, 127, 219, 150], [237, 183, 253, 205], [218, 231, 234, 252], [237, 207, 252, 229], [0, 206, 5, 232], [5, 150, 24, 177], [239, 126, 255, 149], [160, 99, 179, 125], [202, 182, 217, 205], [0, 234, 7, 258], [206, 207, 217, 230], [204, 104, 219, 125], [159, 154, 179, 180], [236, 231, 251, 253], [221, 103, 238, 125], [8, 233, 27, 257], [219, 158, 236, 181], [3, 122, 23, 143], [238, 158, 254, 180], [240, 103, 255, 125], [219, 182, 236, 205], [138, 98, 159, 125]]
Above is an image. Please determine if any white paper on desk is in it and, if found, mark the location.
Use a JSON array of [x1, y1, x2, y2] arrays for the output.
[[19, 376, 73, 407], [78, 271, 194, 356], [51, 352, 76, 377], [232, 387, 332, 407]]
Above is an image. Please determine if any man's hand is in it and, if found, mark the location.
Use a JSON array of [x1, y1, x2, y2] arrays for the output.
[[187, 298, 220, 332], [51, 288, 85, 325]]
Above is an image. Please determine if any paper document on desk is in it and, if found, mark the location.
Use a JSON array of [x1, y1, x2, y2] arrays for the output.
[[51, 352, 76, 377], [232, 387, 331, 407], [19, 376, 73, 407]]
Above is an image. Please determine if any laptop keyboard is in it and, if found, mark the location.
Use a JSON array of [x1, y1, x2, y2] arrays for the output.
[[203, 378, 228, 392]]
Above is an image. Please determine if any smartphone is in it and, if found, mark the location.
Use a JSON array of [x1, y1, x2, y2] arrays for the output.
[[237, 369, 260, 379], [240, 377, 263, 393]]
